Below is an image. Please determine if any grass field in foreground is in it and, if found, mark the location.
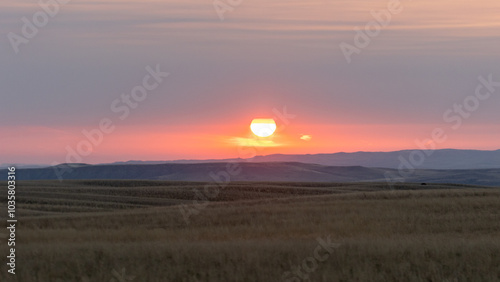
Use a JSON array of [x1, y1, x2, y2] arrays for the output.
[[1, 181, 500, 281]]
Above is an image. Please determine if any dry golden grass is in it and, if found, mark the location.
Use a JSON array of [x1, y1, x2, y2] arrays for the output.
[[1, 180, 499, 281]]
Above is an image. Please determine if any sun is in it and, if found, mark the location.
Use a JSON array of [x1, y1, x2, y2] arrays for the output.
[[250, 118, 276, 137]]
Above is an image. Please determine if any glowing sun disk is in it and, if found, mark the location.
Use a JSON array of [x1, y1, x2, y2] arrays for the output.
[[250, 118, 276, 137]]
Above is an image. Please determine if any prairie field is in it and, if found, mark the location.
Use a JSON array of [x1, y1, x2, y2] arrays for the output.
[[1, 180, 500, 281]]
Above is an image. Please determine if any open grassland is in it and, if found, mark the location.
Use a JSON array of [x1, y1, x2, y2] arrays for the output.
[[1, 180, 500, 281]]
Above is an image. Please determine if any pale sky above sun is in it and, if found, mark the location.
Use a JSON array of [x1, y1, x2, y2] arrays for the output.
[[1, 0, 500, 164]]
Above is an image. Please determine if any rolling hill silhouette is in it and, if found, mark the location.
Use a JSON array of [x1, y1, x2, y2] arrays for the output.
[[2, 162, 500, 186]]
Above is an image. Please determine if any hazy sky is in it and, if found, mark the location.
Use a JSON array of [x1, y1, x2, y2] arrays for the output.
[[1, 0, 500, 164]]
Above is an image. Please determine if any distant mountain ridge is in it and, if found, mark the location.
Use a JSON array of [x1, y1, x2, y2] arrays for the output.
[[2, 161, 500, 186], [4, 149, 499, 170], [105, 149, 500, 170], [2, 149, 500, 185]]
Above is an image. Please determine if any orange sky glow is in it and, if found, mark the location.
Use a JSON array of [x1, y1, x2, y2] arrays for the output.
[[2, 121, 499, 164]]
